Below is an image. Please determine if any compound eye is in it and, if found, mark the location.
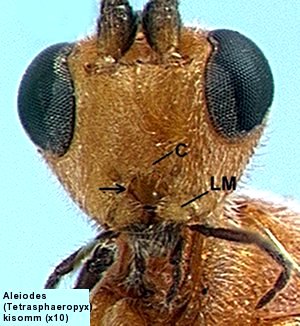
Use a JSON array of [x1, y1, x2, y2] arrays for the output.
[[18, 43, 75, 155], [205, 29, 274, 138]]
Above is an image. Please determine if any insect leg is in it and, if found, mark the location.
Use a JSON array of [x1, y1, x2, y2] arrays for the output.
[[44, 230, 118, 289], [74, 233, 118, 290], [189, 224, 292, 309], [44, 248, 83, 289]]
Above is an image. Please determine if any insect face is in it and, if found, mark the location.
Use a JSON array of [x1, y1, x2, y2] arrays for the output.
[[18, 1, 272, 231]]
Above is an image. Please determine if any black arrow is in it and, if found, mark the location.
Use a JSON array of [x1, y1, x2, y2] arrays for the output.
[[98, 183, 126, 194]]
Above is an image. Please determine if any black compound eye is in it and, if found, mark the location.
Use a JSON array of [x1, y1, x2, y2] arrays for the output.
[[18, 43, 75, 155], [205, 29, 274, 138]]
